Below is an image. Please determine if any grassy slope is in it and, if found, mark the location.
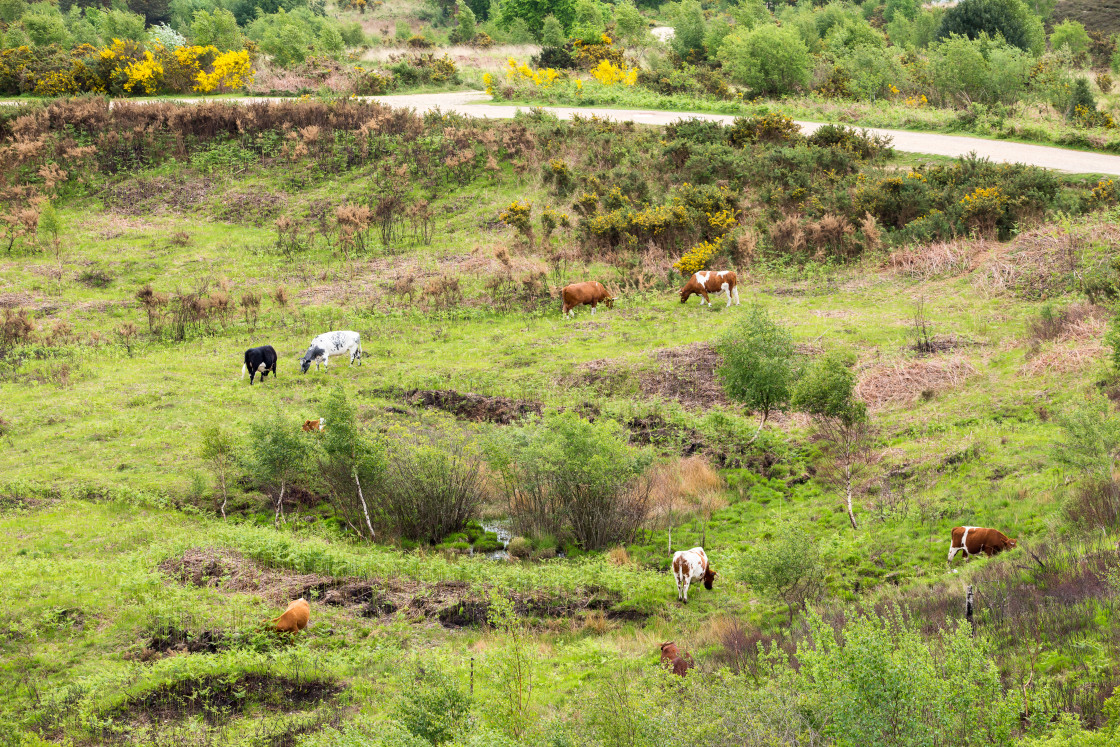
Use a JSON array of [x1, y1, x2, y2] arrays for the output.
[[0, 132, 1117, 742]]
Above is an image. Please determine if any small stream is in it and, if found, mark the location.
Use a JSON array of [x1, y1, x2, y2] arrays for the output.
[[479, 520, 511, 560]]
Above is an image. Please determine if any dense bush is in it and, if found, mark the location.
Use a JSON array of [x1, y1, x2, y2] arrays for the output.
[[718, 23, 811, 97], [487, 412, 652, 550], [935, 0, 1045, 53]]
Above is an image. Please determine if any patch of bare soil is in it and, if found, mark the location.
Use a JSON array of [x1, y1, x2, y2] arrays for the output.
[[910, 333, 982, 355], [160, 549, 647, 628], [626, 414, 705, 456], [106, 672, 342, 726], [403, 388, 542, 424], [578, 343, 728, 410], [856, 356, 979, 410], [102, 177, 213, 215]]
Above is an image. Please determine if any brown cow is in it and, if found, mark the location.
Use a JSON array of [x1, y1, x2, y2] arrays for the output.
[[660, 641, 680, 667], [679, 270, 740, 308], [561, 281, 615, 317], [272, 597, 310, 633], [947, 526, 1016, 564], [302, 418, 325, 433], [670, 654, 694, 677]]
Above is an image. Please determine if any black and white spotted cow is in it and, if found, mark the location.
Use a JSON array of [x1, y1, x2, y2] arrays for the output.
[[242, 345, 278, 385], [299, 331, 362, 373]]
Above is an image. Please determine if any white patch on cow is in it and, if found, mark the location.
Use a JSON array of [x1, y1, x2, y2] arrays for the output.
[[721, 282, 732, 307], [732, 286, 741, 306], [696, 271, 710, 287], [318, 418, 325, 431], [717, 271, 728, 277], [257, 362, 267, 373], [947, 525, 979, 563]]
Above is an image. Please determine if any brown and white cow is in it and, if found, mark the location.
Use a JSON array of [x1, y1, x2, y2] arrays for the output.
[[272, 597, 310, 633], [679, 270, 740, 307], [947, 526, 1017, 564], [672, 547, 715, 603], [302, 418, 325, 433], [561, 281, 615, 317]]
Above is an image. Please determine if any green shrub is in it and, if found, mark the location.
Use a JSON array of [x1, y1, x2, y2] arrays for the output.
[[507, 535, 532, 558], [718, 23, 811, 96], [716, 304, 797, 441], [936, 0, 1044, 53], [395, 667, 472, 744], [671, 0, 707, 61], [1050, 19, 1091, 61], [486, 413, 653, 550], [741, 520, 824, 624], [928, 34, 1031, 107]]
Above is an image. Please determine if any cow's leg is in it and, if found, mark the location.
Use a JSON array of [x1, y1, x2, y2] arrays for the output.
[[732, 286, 741, 305], [675, 575, 683, 602], [699, 291, 709, 306], [681, 577, 691, 603], [591, 302, 597, 316], [722, 282, 732, 307], [947, 544, 961, 564]]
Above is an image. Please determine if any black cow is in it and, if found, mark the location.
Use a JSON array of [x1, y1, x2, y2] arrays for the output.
[[242, 345, 278, 385]]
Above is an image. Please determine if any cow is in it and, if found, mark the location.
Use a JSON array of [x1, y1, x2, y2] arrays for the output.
[[241, 345, 278, 385], [947, 526, 1017, 564], [679, 270, 740, 307], [271, 597, 310, 634], [302, 418, 325, 433], [561, 281, 615, 318], [660, 641, 681, 667], [672, 547, 715, 603], [300, 331, 362, 373], [670, 654, 694, 677]]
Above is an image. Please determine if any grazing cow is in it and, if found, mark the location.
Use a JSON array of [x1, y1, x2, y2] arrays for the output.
[[241, 345, 278, 385], [672, 547, 716, 603], [300, 331, 362, 373], [947, 526, 1017, 564], [679, 270, 740, 307], [561, 281, 615, 318], [670, 654, 694, 677], [272, 597, 310, 634], [302, 418, 325, 433]]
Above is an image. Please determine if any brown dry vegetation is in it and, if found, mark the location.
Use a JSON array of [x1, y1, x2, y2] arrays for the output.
[[856, 355, 980, 410]]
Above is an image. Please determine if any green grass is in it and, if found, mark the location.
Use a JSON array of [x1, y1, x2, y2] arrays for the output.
[[2, 108, 1120, 744]]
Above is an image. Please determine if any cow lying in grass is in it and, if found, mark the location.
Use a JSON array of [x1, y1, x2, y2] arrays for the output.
[[242, 345, 277, 385], [679, 271, 739, 307], [300, 331, 362, 373], [561, 281, 615, 317], [302, 418, 325, 433], [947, 526, 1017, 564], [272, 598, 310, 633], [672, 547, 715, 603]]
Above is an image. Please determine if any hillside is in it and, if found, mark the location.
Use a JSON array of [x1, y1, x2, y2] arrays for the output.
[[1, 97, 1120, 745], [1053, 0, 1120, 35]]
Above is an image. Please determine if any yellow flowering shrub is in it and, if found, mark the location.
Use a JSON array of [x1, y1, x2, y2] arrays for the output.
[[499, 200, 534, 243], [195, 50, 253, 93], [589, 59, 636, 86], [97, 39, 163, 95], [673, 236, 725, 276], [959, 186, 1006, 235], [504, 58, 562, 87], [1090, 178, 1117, 207]]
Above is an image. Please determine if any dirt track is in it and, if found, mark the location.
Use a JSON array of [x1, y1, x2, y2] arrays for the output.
[[366, 92, 1120, 176]]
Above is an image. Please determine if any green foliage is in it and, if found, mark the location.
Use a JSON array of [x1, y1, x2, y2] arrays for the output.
[[395, 667, 472, 745], [95, 7, 147, 43], [717, 23, 811, 96], [228, 0, 308, 27], [716, 304, 797, 424], [318, 386, 385, 541], [248, 7, 347, 66], [190, 8, 242, 52], [244, 410, 311, 522], [612, 0, 648, 49], [671, 0, 707, 61], [199, 425, 235, 516], [0, 0, 26, 24], [568, 0, 607, 44], [498, 0, 575, 35], [1050, 19, 1091, 60], [740, 520, 824, 623], [1055, 393, 1120, 479], [936, 0, 1045, 53], [928, 33, 1032, 107], [884, 0, 921, 22], [1066, 76, 1096, 120], [540, 13, 565, 47], [792, 352, 866, 428], [454, 6, 476, 44], [799, 610, 1021, 745], [23, 3, 70, 47], [486, 412, 652, 550]]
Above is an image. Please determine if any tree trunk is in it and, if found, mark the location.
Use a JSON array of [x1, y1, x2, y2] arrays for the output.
[[274, 481, 286, 527], [746, 411, 768, 445], [845, 464, 858, 530], [355, 472, 376, 541], [218, 466, 227, 519]]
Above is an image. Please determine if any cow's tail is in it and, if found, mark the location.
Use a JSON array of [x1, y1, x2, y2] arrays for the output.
[[241, 363, 247, 379]]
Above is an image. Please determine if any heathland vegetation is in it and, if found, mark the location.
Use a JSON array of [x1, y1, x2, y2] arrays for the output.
[[1, 1, 1120, 747]]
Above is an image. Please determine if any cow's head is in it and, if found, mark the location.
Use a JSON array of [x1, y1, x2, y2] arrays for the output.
[[1006, 537, 1017, 550], [299, 347, 322, 374], [679, 286, 692, 304], [702, 567, 716, 590], [605, 295, 615, 309]]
